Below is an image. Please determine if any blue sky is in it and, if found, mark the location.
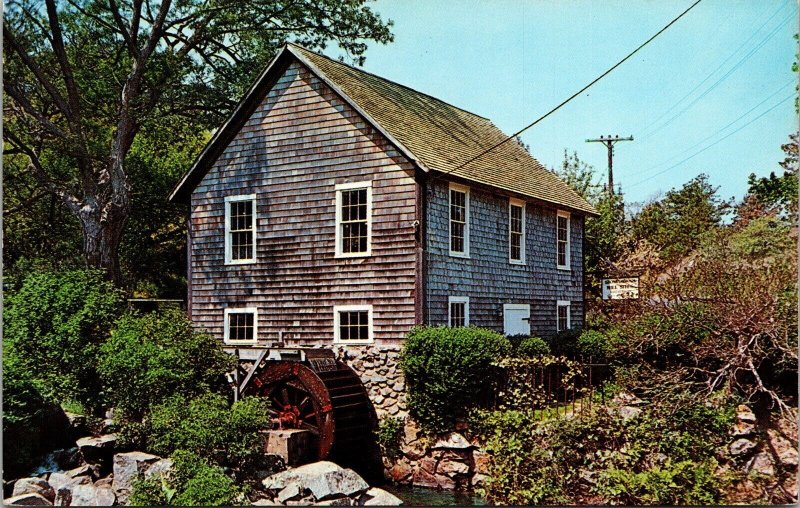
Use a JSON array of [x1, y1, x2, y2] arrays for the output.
[[327, 0, 798, 205]]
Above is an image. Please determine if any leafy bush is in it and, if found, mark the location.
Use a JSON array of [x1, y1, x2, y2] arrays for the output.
[[140, 393, 269, 472], [129, 450, 242, 506], [400, 326, 511, 434], [3, 354, 54, 476], [4, 269, 124, 411], [99, 309, 235, 420], [576, 329, 620, 361], [550, 328, 581, 357], [374, 416, 404, 457], [474, 390, 734, 505], [517, 337, 550, 357]]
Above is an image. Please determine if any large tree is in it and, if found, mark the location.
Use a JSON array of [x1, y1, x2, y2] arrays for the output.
[[4, 0, 393, 282]]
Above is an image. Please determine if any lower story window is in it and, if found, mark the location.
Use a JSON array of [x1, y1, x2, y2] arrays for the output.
[[224, 307, 257, 344], [557, 300, 571, 332], [448, 296, 469, 327], [334, 305, 373, 343]]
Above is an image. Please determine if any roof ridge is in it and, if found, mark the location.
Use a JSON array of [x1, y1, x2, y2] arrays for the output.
[[287, 43, 490, 121]]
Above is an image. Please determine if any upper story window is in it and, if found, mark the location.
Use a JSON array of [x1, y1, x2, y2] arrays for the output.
[[225, 194, 257, 264], [224, 307, 258, 344], [448, 296, 469, 327], [335, 182, 372, 257], [334, 305, 373, 344], [557, 300, 571, 332], [509, 199, 526, 264], [449, 183, 470, 257], [556, 210, 570, 270]]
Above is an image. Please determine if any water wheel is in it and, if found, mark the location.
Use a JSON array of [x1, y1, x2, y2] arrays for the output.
[[243, 360, 373, 460]]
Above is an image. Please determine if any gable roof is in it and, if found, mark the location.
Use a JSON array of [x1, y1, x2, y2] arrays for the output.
[[170, 44, 597, 216]]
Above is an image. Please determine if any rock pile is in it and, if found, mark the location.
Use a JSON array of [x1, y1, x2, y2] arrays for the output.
[[257, 461, 402, 506], [335, 345, 407, 419], [383, 420, 489, 491]]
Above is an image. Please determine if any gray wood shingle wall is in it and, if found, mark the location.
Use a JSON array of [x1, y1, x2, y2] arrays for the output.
[[189, 61, 418, 345], [424, 179, 585, 337]]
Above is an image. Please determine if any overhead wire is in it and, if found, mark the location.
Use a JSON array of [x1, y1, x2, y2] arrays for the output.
[[635, 2, 790, 140], [626, 93, 795, 188], [430, 0, 704, 183], [632, 78, 795, 177], [636, 7, 795, 142]]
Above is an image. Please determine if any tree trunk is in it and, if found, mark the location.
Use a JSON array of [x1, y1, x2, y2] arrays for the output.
[[78, 195, 129, 284]]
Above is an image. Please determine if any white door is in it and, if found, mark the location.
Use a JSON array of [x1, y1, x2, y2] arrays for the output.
[[503, 304, 531, 336]]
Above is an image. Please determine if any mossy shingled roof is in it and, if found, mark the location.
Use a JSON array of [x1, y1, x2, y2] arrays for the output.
[[290, 44, 596, 215]]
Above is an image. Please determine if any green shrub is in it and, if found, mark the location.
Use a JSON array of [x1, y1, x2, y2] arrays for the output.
[[130, 450, 242, 506], [99, 309, 235, 420], [2, 353, 54, 476], [517, 337, 550, 357], [4, 269, 124, 411], [374, 416, 404, 457], [141, 393, 269, 471], [550, 328, 581, 357], [576, 329, 621, 361], [475, 391, 734, 506], [400, 326, 511, 434]]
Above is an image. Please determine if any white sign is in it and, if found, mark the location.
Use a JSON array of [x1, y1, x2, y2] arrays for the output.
[[602, 277, 639, 300]]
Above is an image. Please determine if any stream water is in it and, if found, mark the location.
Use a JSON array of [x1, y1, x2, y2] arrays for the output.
[[382, 484, 486, 506]]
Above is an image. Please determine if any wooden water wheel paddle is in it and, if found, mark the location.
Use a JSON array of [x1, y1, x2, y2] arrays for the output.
[[243, 360, 373, 460]]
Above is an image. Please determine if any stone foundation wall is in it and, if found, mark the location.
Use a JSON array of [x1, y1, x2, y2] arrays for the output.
[[334, 345, 408, 420]]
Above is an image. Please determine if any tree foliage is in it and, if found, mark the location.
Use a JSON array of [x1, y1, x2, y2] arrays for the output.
[[631, 174, 728, 262], [4, 0, 393, 282], [3, 269, 124, 411]]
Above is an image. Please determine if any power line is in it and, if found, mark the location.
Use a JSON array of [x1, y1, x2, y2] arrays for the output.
[[634, 1, 788, 139], [627, 93, 795, 188], [431, 0, 704, 183], [633, 78, 795, 177], [637, 8, 795, 141]]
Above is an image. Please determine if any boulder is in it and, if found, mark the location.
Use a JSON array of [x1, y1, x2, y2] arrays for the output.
[[359, 487, 402, 506], [76, 435, 116, 466], [767, 429, 799, 467], [252, 499, 282, 506], [46, 474, 70, 493], [745, 452, 776, 477], [314, 496, 352, 506], [277, 482, 303, 503], [262, 461, 369, 501], [65, 465, 95, 482], [111, 451, 161, 504], [12, 478, 55, 502], [735, 405, 757, 424], [56, 484, 116, 506], [730, 438, 758, 457], [437, 458, 470, 477], [431, 432, 474, 451], [63, 412, 89, 438], [144, 458, 174, 480], [4, 493, 53, 505], [388, 461, 412, 483], [263, 461, 342, 491]]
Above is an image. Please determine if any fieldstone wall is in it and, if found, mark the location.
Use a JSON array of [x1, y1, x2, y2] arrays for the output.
[[334, 345, 408, 420]]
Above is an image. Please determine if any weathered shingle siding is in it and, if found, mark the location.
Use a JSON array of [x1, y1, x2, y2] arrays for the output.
[[425, 179, 585, 337], [189, 60, 418, 345]]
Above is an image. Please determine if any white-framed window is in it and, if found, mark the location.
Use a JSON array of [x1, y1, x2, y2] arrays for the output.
[[333, 305, 373, 344], [335, 181, 372, 258], [509, 198, 526, 264], [448, 296, 470, 327], [556, 300, 571, 332], [224, 194, 257, 265], [556, 210, 571, 270], [448, 183, 470, 257], [224, 307, 258, 344]]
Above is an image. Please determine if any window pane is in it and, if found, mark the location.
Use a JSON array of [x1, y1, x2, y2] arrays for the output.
[[340, 189, 368, 254], [228, 198, 255, 261], [339, 310, 369, 341], [450, 189, 467, 253], [450, 302, 465, 327], [229, 312, 255, 342]]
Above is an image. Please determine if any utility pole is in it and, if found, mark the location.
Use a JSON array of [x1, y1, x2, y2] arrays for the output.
[[586, 135, 633, 195]]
